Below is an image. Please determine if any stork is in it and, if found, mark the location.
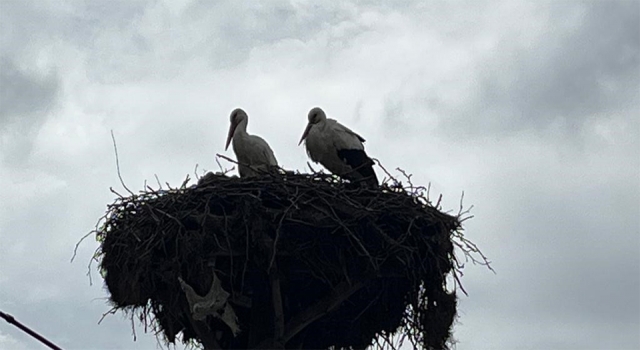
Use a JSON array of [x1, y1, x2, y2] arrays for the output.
[[298, 107, 378, 187], [225, 108, 278, 177]]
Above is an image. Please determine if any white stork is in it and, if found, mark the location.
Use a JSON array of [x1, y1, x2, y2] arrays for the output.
[[298, 107, 378, 187], [225, 108, 278, 177]]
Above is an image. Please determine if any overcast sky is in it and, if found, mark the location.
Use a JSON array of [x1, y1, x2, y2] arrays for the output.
[[1, 1, 638, 349]]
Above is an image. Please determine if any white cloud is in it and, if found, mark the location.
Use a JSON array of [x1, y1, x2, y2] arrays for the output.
[[0, 331, 29, 350]]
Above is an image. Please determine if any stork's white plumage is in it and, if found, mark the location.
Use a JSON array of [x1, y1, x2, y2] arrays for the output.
[[299, 107, 378, 187], [225, 108, 278, 177]]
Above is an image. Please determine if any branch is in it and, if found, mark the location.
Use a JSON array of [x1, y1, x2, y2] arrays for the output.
[[280, 279, 366, 345]]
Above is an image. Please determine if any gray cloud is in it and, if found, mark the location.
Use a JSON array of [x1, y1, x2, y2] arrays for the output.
[[443, 1, 639, 137], [0, 57, 59, 122], [1, 0, 161, 84], [0, 1, 638, 350], [0, 2, 55, 57], [0, 57, 60, 165], [0, 0, 152, 50], [0, 288, 159, 350], [444, 124, 640, 348], [180, 2, 371, 69]]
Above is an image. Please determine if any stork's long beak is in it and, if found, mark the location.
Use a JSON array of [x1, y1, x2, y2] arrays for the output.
[[225, 122, 237, 151], [298, 123, 312, 146]]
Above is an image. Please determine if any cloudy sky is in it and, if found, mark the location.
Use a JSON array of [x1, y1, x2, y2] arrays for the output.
[[1, 1, 638, 349]]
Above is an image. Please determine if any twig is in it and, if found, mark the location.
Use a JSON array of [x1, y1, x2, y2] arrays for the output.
[[181, 175, 190, 189], [194, 164, 200, 181], [110, 130, 134, 196], [71, 208, 111, 287], [98, 307, 117, 324], [373, 158, 398, 186], [71, 230, 95, 263], [396, 167, 414, 189], [131, 313, 137, 341], [154, 174, 163, 190], [93, 165, 487, 349]]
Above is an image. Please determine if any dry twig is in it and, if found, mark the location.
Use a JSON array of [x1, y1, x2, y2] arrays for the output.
[[87, 164, 488, 350]]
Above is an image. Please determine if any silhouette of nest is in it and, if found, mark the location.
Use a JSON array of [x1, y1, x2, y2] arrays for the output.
[[94, 169, 481, 350]]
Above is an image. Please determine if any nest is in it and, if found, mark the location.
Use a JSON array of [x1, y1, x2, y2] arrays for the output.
[[95, 170, 472, 350]]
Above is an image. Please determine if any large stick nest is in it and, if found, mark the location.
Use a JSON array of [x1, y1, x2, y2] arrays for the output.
[[95, 170, 472, 349]]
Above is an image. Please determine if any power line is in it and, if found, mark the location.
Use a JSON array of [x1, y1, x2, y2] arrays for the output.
[[0, 310, 63, 350]]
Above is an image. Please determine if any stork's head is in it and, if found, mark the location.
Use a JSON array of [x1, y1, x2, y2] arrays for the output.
[[298, 107, 326, 145], [225, 108, 248, 150], [307, 107, 326, 124]]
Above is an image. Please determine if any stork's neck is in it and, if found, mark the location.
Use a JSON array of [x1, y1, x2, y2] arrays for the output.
[[234, 118, 249, 137], [315, 118, 328, 131]]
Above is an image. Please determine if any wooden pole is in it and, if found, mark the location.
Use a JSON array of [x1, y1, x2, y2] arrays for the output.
[[268, 259, 285, 349]]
